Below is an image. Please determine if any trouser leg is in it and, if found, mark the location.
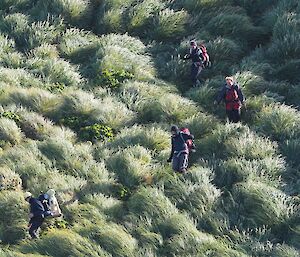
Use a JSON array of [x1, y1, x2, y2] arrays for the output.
[[232, 109, 241, 122], [172, 156, 179, 172], [178, 153, 189, 172], [226, 110, 234, 122], [191, 65, 202, 86], [29, 218, 44, 239]]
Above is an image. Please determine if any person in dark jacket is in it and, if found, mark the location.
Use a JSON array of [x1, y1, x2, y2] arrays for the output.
[[24, 192, 45, 239], [167, 125, 194, 173], [183, 40, 204, 87], [215, 76, 245, 123]]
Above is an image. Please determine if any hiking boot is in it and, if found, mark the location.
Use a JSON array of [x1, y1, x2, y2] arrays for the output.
[[180, 169, 187, 174]]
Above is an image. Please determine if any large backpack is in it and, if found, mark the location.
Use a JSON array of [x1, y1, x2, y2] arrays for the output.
[[199, 44, 211, 68], [180, 128, 196, 152]]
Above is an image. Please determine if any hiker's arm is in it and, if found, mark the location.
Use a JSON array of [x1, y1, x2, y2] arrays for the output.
[[183, 133, 194, 140], [168, 138, 174, 161], [183, 53, 191, 59], [237, 86, 245, 104]]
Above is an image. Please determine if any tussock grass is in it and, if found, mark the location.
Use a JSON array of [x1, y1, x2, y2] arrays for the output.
[[30, 0, 92, 27], [0, 117, 23, 145], [232, 181, 296, 227], [151, 9, 189, 41], [106, 146, 153, 189], [82, 193, 124, 219], [19, 229, 111, 257], [127, 0, 164, 36], [0, 190, 27, 244], [255, 103, 300, 141], [0, 68, 44, 88], [104, 124, 169, 152], [59, 28, 99, 61], [0, 166, 22, 191], [215, 156, 285, 188], [81, 223, 137, 257], [200, 123, 277, 159], [128, 187, 178, 222]]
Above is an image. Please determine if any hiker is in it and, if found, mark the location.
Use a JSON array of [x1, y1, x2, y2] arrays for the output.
[[183, 40, 205, 87], [24, 192, 45, 239], [167, 125, 194, 174], [214, 76, 245, 123]]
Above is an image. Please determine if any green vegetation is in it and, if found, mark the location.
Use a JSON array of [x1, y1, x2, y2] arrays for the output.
[[0, 0, 299, 256]]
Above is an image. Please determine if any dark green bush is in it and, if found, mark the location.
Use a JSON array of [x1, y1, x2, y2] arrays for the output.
[[80, 123, 114, 142], [97, 69, 134, 89]]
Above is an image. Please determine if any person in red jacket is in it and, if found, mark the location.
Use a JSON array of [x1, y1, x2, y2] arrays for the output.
[[215, 76, 245, 123]]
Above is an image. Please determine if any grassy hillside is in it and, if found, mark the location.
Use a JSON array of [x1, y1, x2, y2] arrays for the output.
[[0, 0, 299, 256]]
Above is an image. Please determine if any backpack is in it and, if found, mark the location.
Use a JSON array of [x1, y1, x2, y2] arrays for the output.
[[199, 44, 211, 68], [46, 189, 62, 218], [225, 86, 239, 102], [180, 128, 196, 152]]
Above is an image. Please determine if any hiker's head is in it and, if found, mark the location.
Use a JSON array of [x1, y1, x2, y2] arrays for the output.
[[225, 76, 234, 86], [24, 191, 32, 202], [171, 125, 179, 135], [190, 40, 197, 49]]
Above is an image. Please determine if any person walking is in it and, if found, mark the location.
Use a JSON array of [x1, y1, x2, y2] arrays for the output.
[[215, 76, 245, 123], [167, 125, 194, 174], [24, 192, 45, 239], [183, 40, 204, 87]]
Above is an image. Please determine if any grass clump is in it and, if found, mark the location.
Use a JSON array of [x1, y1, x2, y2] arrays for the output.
[[81, 223, 137, 257], [0, 190, 27, 244], [0, 117, 23, 145], [106, 146, 153, 189], [232, 181, 296, 228], [19, 229, 111, 257], [128, 187, 178, 222], [151, 9, 189, 41], [0, 166, 22, 191], [105, 125, 169, 152], [255, 103, 300, 141]]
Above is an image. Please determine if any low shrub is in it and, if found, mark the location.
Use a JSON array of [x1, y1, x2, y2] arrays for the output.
[[0, 167, 22, 191], [19, 229, 111, 257], [80, 123, 114, 142], [97, 69, 134, 89], [0, 190, 28, 244]]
